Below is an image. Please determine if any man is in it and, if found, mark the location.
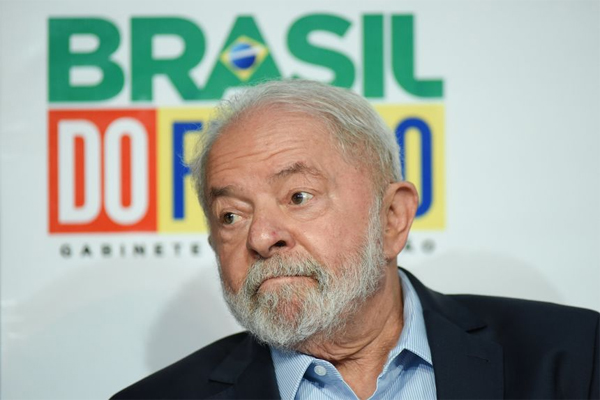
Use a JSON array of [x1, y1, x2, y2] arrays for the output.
[[113, 80, 599, 399]]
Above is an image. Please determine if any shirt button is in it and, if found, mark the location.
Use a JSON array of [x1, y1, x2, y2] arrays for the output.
[[314, 365, 327, 376]]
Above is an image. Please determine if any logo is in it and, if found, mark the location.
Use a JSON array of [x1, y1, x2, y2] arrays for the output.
[[47, 13, 446, 236], [220, 36, 269, 81]]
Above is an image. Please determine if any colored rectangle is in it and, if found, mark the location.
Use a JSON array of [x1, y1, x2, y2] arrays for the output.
[[376, 104, 445, 230], [48, 109, 157, 233], [157, 107, 212, 233]]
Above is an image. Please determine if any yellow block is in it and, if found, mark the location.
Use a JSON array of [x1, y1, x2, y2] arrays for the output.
[[157, 107, 212, 233], [375, 104, 445, 230]]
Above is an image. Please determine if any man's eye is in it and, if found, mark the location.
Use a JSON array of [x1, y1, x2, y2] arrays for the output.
[[290, 192, 313, 205], [222, 212, 240, 225]]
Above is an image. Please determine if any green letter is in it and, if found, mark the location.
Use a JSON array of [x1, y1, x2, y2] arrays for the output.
[[131, 17, 205, 101], [363, 15, 384, 98], [288, 14, 355, 88], [391, 15, 443, 98], [49, 18, 124, 102]]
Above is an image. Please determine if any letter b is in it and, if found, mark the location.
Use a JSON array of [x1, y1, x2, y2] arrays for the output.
[[48, 18, 124, 101]]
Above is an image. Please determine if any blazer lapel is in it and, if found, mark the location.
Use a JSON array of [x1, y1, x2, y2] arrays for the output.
[[403, 269, 504, 399], [208, 334, 281, 399]]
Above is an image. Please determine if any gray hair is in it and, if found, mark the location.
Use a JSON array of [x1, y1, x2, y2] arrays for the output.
[[190, 79, 402, 215]]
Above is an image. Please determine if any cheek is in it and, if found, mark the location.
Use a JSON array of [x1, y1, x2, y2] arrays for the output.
[[298, 214, 365, 267], [216, 242, 251, 293]]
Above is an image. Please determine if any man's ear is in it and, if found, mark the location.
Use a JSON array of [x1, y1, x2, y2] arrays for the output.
[[381, 181, 419, 261], [208, 235, 214, 250]]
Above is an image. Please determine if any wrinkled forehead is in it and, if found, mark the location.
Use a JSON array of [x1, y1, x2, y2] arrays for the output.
[[248, 104, 355, 153], [227, 103, 336, 138], [203, 109, 355, 207], [211, 105, 343, 161]]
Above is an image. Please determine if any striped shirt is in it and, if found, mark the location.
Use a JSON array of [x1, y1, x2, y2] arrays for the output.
[[270, 269, 437, 399]]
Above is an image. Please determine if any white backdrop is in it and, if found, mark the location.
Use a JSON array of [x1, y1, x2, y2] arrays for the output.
[[1, 1, 599, 399]]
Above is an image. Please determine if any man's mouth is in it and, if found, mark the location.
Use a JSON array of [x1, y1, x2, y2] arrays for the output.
[[258, 275, 316, 291]]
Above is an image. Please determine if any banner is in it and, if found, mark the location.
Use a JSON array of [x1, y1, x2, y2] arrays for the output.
[[1, 1, 598, 398]]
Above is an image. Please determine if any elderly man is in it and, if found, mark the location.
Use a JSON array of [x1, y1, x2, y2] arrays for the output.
[[113, 80, 599, 399]]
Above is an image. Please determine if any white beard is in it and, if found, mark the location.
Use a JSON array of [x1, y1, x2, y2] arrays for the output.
[[219, 203, 387, 350]]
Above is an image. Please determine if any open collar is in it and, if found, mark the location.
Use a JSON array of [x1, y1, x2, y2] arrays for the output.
[[269, 268, 434, 400]]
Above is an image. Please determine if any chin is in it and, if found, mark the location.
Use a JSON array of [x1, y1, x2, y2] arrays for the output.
[[257, 284, 318, 323]]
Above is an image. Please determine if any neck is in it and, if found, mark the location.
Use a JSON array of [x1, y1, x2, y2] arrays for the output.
[[298, 264, 403, 400]]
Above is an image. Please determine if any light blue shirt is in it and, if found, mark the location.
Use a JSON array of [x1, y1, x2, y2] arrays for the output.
[[270, 269, 437, 400]]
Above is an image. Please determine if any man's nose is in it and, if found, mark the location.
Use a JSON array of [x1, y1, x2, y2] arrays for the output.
[[247, 209, 295, 259]]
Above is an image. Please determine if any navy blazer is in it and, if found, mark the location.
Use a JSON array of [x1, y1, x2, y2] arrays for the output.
[[112, 269, 599, 399]]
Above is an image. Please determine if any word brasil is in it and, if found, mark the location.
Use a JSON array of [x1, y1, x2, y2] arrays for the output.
[[48, 14, 443, 102]]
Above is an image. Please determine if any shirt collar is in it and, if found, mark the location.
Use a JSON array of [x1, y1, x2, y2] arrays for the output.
[[270, 349, 314, 400], [269, 268, 432, 400], [393, 268, 433, 365]]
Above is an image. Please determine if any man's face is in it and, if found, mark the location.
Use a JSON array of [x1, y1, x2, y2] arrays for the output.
[[205, 108, 387, 348]]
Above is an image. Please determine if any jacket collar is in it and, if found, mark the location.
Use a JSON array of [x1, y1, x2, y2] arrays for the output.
[[402, 268, 504, 399], [208, 334, 281, 399]]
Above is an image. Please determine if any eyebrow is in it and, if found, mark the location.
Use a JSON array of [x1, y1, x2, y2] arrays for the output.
[[208, 185, 239, 207], [269, 161, 325, 183]]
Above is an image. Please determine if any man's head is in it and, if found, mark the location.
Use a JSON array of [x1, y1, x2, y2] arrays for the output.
[[190, 80, 418, 350]]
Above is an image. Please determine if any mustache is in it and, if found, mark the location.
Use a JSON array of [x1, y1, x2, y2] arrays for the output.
[[241, 254, 331, 297]]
